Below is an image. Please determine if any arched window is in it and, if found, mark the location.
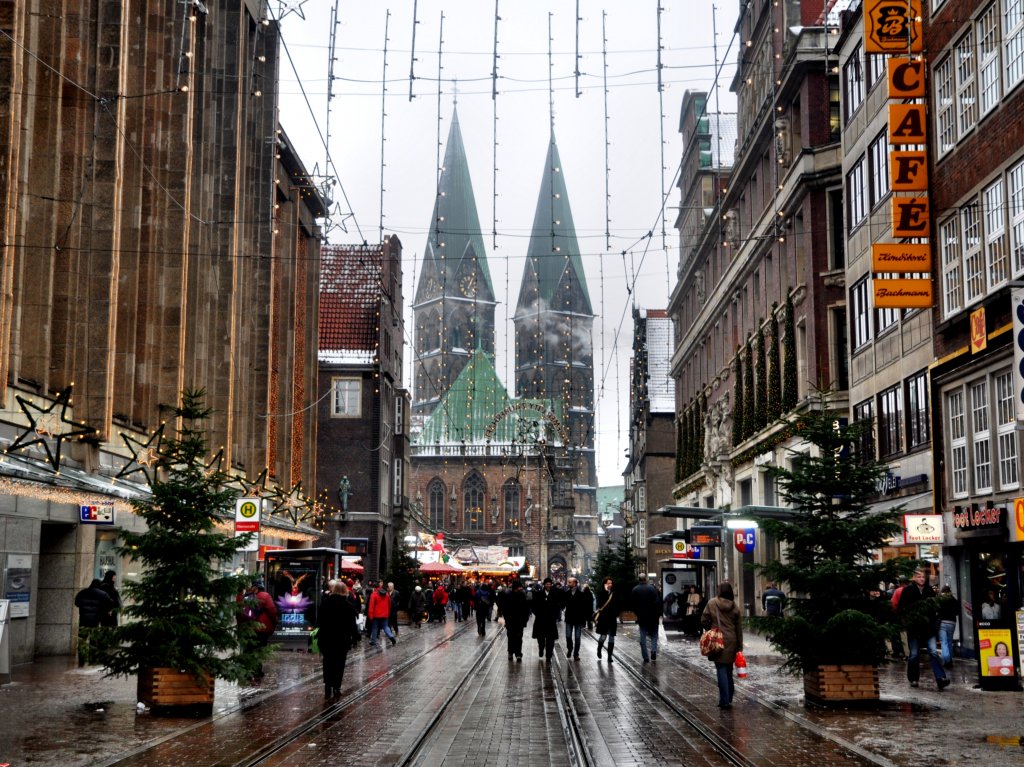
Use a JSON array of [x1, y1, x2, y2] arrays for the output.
[[463, 472, 485, 531], [503, 478, 521, 530], [428, 479, 446, 530]]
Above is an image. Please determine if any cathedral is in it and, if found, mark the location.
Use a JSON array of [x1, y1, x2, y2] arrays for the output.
[[408, 109, 599, 581]]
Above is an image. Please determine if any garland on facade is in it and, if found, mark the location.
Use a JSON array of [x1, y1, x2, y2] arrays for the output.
[[783, 293, 798, 412], [768, 305, 782, 420], [698, 391, 707, 462], [674, 473, 708, 499], [730, 421, 797, 469], [743, 334, 755, 441], [755, 322, 767, 430], [732, 350, 744, 447], [675, 414, 684, 482]]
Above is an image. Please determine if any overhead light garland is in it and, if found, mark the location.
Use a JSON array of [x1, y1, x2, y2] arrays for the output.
[[6, 385, 99, 471]]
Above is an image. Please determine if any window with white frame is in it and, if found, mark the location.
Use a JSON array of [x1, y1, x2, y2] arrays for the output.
[[941, 217, 963, 316], [638, 516, 647, 546], [935, 55, 956, 154], [843, 42, 865, 121], [879, 385, 903, 457], [866, 53, 886, 90], [948, 390, 968, 497], [393, 456, 403, 504], [636, 484, 647, 512], [876, 272, 901, 335], [847, 156, 867, 231], [963, 203, 985, 304], [956, 31, 978, 137], [868, 131, 890, 208], [1006, 0, 1024, 90], [906, 371, 929, 449], [985, 180, 1009, 289], [979, 4, 1001, 114], [971, 380, 992, 493], [331, 378, 361, 417], [1011, 159, 1024, 275], [996, 371, 1020, 488], [395, 396, 405, 435], [851, 278, 872, 349]]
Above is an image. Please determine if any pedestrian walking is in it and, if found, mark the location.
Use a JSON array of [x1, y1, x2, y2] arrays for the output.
[[701, 581, 743, 709], [317, 580, 359, 698], [237, 579, 278, 678], [74, 579, 114, 666], [531, 577, 562, 661], [432, 582, 449, 623], [937, 585, 958, 667], [631, 574, 663, 663], [474, 581, 492, 636], [409, 586, 427, 628], [563, 576, 590, 660], [386, 582, 401, 636], [98, 570, 122, 627], [897, 569, 950, 690], [368, 582, 397, 647], [594, 577, 620, 662], [762, 582, 785, 617], [498, 580, 530, 661]]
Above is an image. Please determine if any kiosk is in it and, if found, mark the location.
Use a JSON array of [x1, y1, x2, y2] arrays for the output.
[[263, 547, 357, 648]]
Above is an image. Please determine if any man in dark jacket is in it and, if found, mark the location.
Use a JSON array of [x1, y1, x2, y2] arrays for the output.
[[317, 580, 359, 698], [74, 579, 114, 666], [631, 574, 663, 663], [98, 570, 122, 627], [563, 576, 591, 660], [898, 569, 950, 690], [531, 577, 562, 661], [498, 580, 530, 661]]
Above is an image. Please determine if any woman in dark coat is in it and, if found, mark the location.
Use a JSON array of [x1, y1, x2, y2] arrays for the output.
[[594, 577, 620, 662], [317, 580, 359, 698], [701, 581, 744, 709], [531, 577, 562, 660]]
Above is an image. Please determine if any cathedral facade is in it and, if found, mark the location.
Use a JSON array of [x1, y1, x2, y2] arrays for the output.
[[409, 110, 599, 581]]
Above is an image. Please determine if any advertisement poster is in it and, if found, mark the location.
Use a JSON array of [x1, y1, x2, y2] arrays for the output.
[[978, 627, 1015, 678], [4, 554, 32, 618]]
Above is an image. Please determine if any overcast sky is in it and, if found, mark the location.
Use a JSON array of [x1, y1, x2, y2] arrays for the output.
[[276, 1, 738, 487]]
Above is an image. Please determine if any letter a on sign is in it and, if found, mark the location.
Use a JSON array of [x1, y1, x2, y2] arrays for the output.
[[889, 104, 927, 145], [864, 0, 923, 54]]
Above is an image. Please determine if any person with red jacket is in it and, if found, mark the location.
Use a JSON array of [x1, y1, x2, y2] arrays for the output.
[[433, 583, 449, 623], [238, 579, 278, 678], [368, 582, 397, 647]]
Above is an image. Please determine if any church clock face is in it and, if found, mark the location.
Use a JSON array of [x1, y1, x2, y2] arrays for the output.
[[425, 276, 442, 294], [458, 274, 478, 298]]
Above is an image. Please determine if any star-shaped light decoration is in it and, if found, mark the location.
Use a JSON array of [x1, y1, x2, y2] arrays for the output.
[[203, 447, 225, 478], [268, 481, 315, 525], [115, 424, 166, 487], [228, 467, 271, 499], [7, 386, 99, 471], [275, 0, 307, 21]]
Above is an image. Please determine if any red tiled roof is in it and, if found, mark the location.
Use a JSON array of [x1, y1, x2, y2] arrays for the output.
[[319, 244, 381, 354]]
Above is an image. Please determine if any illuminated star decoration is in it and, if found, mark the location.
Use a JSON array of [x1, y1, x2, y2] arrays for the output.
[[203, 448, 225, 478], [268, 481, 315, 525], [7, 386, 99, 471], [229, 467, 271, 499], [115, 424, 166, 486], [275, 0, 307, 21]]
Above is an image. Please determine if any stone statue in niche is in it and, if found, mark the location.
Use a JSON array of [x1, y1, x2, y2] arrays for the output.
[[337, 476, 351, 511]]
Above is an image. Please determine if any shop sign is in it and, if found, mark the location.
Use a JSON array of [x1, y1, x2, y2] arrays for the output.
[[970, 307, 987, 354], [873, 279, 932, 309], [951, 504, 1006, 534], [978, 627, 1015, 678], [734, 529, 756, 554], [864, 0, 923, 54], [1011, 498, 1024, 543], [903, 514, 943, 544], [1012, 288, 1024, 423], [871, 243, 931, 272], [80, 501, 115, 525]]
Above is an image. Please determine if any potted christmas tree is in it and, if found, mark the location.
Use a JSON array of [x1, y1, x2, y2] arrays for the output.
[[96, 390, 270, 716], [750, 393, 912, 705]]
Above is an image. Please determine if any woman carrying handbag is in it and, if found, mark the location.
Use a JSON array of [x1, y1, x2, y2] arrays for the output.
[[594, 577, 620, 662], [700, 581, 743, 709]]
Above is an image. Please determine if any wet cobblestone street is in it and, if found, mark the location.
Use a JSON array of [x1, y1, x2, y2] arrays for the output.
[[2, 619, 1023, 766]]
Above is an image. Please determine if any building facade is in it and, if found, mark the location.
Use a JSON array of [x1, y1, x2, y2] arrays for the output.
[[0, 0, 323, 664]]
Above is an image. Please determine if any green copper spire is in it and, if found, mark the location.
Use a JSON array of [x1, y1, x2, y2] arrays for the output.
[[415, 348, 512, 444]]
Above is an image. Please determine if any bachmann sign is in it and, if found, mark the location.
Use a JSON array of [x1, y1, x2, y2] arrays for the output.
[[864, 6, 933, 310]]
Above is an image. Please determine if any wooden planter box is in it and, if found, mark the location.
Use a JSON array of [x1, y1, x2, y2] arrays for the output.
[[619, 610, 637, 623], [138, 667, 215, 717], [803, 664, 879, 706], [397, 610, 411, 625]]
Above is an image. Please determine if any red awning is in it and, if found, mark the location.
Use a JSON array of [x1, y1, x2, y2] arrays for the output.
[[419, 561, 463, 574], [341, 561, 364, 573]]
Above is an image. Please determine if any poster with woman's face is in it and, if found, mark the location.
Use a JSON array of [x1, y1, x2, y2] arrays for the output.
[[978, 628, 1015, 677]]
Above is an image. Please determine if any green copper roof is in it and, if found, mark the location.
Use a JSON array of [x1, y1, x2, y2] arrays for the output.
[[420, 108, 494, 297], [415, 349, 512, 444], [517, 135, 592, 314]]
